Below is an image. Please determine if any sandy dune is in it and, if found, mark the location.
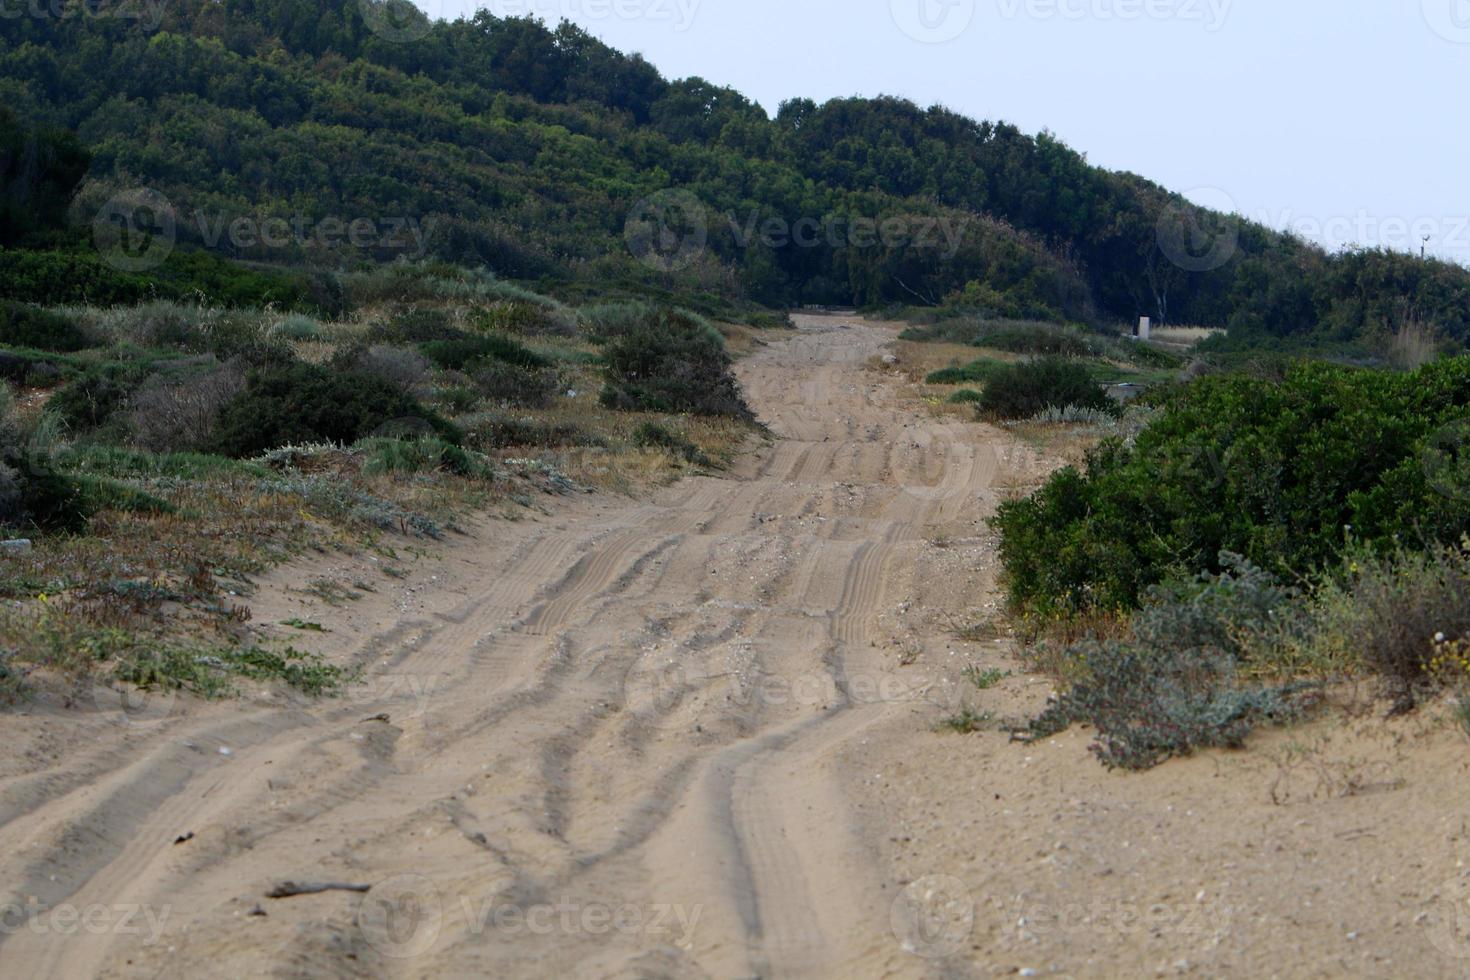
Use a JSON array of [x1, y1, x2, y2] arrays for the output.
[[1, 314, 1468, 978]]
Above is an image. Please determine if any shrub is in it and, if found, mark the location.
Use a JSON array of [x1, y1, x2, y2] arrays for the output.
[[470, 300, 574, 337], [947, 389, 984, 404], [992, 357, 1470, 618], [472, 361, 560, 409], [341, 263, 562, 313], [368, 307, 462, 344], [0, 388, 87, 530], [926, 358, 1006, 385], [86, 301, 210, 349], [581, 301, 656, 342], [49, 362, 148, 431], [465, 412, 606, 449], [1020, 405, 1120, 426], [23, 362, 63, 388], [205, 363, 456, 458], [0, 301, 95, 352], [600, 308, 753, 419], [360, 436, 491, 478], [632, 421, 712, 466], [434, 384, 480, 413], [976, 357, 1114, 419], [342, 344, 431, 392], [200, 310, 286, 364], [1020, 557, 1317, 770], [1309, 542, 1470, 708], [128, 361, 247, 453], [419, 334, 549, 371]]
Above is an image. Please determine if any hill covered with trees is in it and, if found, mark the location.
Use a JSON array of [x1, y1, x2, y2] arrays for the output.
[[3, 1, 1470, 347]]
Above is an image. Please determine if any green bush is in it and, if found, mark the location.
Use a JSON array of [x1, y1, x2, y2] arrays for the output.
[[600, 308, 753, 419], [976, 357, 1114, 419], [360, 437, 491, 478], [368, 307, 463, 344], [470, 300, 573, 337], [0, 248, 337, 314], [992, 357, 1470, 618], [947, 389, 984, 404], [49, 362, 148, 431], [56, 444, 269, 481], [0, 302, 95, 352], [472, 361, 561, 408], [0, 350, 74, 385], [0, 390, 89, 530], [206, 363, 456, 458], [419, 335, 549, 371], [925, 358, 1007, 385]]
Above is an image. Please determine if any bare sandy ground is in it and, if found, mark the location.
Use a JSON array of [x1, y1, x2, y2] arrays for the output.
[[1, 314, 1468, 978]]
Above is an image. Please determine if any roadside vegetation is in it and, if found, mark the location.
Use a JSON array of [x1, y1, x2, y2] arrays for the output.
[[973, 349, 1470, 768], [0, 263, 763, 704]]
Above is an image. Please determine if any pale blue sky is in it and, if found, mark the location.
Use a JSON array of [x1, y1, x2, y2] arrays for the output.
[[427, 0, 1470, 264]]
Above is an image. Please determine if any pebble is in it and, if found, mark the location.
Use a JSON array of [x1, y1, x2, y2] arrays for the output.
[[0, 539, 32, 556]]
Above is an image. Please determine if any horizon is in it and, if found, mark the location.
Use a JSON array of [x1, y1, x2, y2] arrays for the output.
[[413, 0, 1470, 267]]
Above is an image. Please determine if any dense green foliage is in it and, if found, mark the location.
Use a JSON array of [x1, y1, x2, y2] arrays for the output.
[[418, 335, 548, 371], [0, 388, 87, 529], [0, 106, 89, 246], [993, 357, 1470, 617], [975, 357, 1115, 419], [206, 362, 454, 457], [601, 309, 752, 418], [3, 5, 1468, 345], [0, 301, 94, 352]]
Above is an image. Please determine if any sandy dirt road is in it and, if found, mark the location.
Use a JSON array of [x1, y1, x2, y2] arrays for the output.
[[3, 314, 1470, 979]]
